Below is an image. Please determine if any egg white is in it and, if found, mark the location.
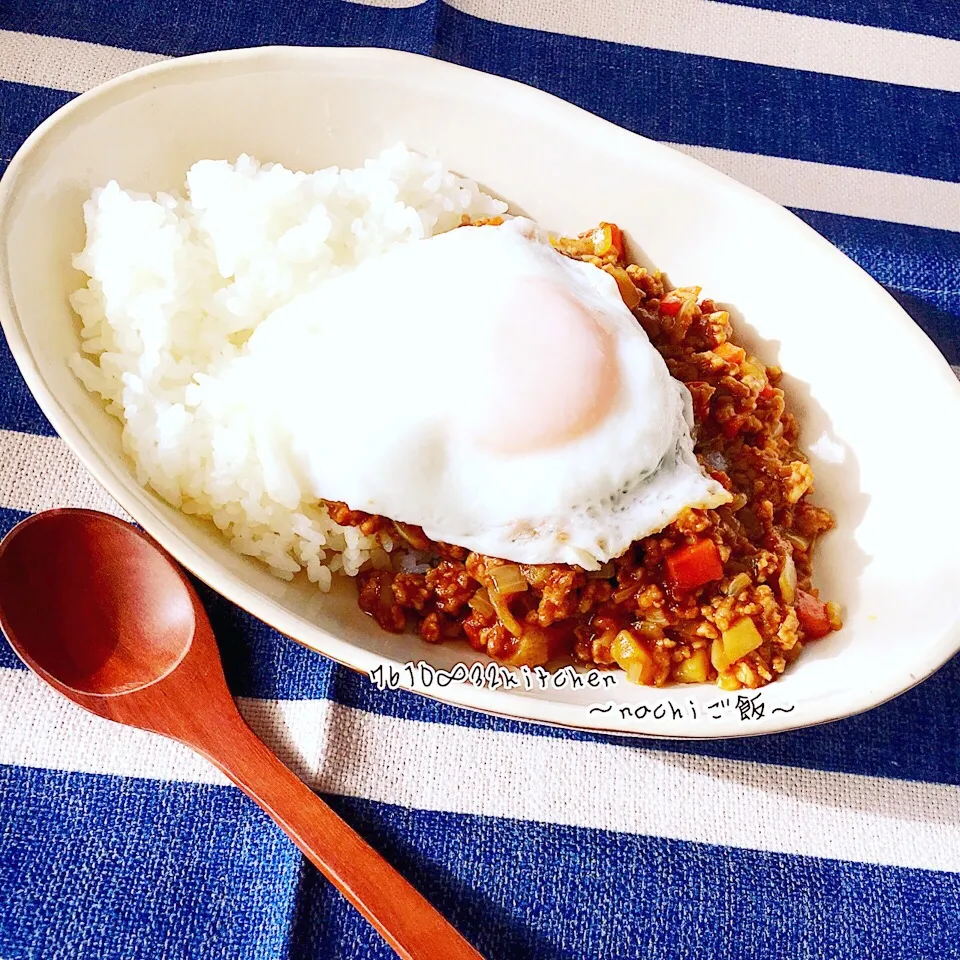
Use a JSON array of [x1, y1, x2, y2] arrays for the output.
[[226, 218, 730, 568]]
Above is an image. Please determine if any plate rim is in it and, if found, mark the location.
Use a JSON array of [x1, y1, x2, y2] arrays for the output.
[[1, 43, 959, 739]]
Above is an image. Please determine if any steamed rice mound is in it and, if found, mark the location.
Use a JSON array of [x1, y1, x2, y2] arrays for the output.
[[70, 145, 507, 586]]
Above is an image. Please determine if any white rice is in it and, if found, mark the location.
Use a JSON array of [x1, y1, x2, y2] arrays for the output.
[[69, 145, 507, 585]]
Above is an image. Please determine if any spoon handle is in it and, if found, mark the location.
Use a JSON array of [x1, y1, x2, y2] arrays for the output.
[[192, 710, 484, 960]]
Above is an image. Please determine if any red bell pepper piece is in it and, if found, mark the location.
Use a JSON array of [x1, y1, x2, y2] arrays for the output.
[[660, 295, 683, 317], [595, 222, 625, 260], [796, 589, 831, 639]]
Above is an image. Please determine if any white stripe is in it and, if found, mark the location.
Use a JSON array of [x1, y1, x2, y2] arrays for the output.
[[10, 7, 960, 95], [346, 0, 427, 7], [0, 668, 957, 872], [0, 26, 957, 878], [0, 429, 126, 517], [672, 145, 960, 233], [2, 30, 958, 231], [0, 29, 166, 95], [448, 0, 960, 92]]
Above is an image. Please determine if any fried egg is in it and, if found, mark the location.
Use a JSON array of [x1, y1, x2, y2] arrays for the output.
[[240, 218, 730, 568]]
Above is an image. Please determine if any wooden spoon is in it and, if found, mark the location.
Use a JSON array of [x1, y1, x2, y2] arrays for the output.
[[0, 508, 483, 960]]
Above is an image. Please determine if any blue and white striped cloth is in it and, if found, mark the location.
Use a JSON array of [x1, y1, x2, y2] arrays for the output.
[[1, 3, 959, 958]]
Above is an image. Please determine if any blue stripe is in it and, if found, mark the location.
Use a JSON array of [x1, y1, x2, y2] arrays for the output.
[[431, 6, 960, 183], [0, 95, 955, 444], [713, 0, 960, 42], [884, 289, 960, 364], [0, 0, 438, 58], [0, 765, 957, 960], [0, 767, 303, 960], [5, 552, 959, 786], [0, 510, 37, 671], [0, 81, 72, 175], [0, 84, 77, 436], [0, 328, 56, 437], [791, 209, 960, 365], [1, 5, 959, 182]]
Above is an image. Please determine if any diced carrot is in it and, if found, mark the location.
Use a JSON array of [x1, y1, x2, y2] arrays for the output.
[[665, 539, 724, 593], [714, 341, 746, 364], [796, 589, 832, 639], [759, 384, 776, 401]]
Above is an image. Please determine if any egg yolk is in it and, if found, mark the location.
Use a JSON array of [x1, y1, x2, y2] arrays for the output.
[[464, 278, 620, 455]]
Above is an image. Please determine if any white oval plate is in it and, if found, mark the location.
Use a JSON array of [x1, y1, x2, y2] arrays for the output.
[[1, 46, 958, 738]]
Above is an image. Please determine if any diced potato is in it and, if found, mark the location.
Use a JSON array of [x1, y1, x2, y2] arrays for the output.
[[710, 637, 729, 673], [612, 630, 657, 685], [826, 601, 843, 631], [674, 648, 709, 684], [503, 625, 550, 667], [740, 356, 768, 393], [611, 629, 640, 662], [717, 672, 742, 691], [721, 616, 764, 661]]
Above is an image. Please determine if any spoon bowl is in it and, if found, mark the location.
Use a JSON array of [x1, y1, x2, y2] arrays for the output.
[[0, 508, 483, 960], [0, 509, 194, 695]]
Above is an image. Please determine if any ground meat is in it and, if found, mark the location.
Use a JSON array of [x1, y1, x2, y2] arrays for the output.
[[323, 501, 388, 537], [419, 611, 456, 644], [425, 561, 474, 615], [341, 223, 840, 688], [533, 566, 586, 626], [357, 570, 405, 634], [391, 572, 430, 612]]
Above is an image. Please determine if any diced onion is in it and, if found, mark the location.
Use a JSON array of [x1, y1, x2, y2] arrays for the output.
[[519, 564, 551, 589], [645, 607, 669, 626], [588, 561, 615, 580], [740, 357, 767, 392], [779, 553, 797, 604], [605, 265, 641, 310], [613, 582, 641, 604], [725, 572, 751, 598], [490, 563, 528, 596], [638, 621, 664, 642], [489, 587, 523, 637], [468, 588, 495, 618], [392, 521, 431, 550]]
